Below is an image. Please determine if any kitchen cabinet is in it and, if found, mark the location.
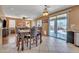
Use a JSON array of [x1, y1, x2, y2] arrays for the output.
[[74, 32, 79, 46]]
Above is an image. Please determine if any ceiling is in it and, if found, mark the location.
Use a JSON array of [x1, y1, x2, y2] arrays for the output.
[[2, 5, 73, 20]]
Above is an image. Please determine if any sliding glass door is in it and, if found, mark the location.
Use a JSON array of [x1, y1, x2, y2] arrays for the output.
[[49, 13, 67, 40], [0, 20, 2, 38], [49, 17, 56, 37], [57, 14, 67, 40]]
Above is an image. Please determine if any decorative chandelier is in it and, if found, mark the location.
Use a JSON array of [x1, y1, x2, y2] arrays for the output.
[[43, 5, 49, 16]]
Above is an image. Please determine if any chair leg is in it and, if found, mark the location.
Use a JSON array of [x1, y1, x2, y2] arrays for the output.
[[24, 39, 27, 43], [17, 45, 19, 51], [40, 36, 42, 44], [29, 38, 31, 49], [16, 36, 19, 46], [33, 38, 35, 44], [17, 39, 20, 51], [36, 37, 37, 47], [21, 40, 24, 51], [40, 33, 42, 44], [27, 38, 28, 47], [16, 39, 18, 46]]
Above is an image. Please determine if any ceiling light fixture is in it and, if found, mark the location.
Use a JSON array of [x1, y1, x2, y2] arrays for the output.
[[22, 17, 26, 19], [43, 5, 49, 16]]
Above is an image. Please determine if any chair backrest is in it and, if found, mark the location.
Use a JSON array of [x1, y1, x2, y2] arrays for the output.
[[31, 26, 37, 37]]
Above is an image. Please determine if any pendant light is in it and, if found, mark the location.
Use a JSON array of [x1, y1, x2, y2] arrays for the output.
[[43, 5, 49, 16]]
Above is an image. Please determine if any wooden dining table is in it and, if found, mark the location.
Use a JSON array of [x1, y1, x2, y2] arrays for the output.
[[19, 29, 30, 33], [17, 29, 42, 51], [17, 29, 30, 51]]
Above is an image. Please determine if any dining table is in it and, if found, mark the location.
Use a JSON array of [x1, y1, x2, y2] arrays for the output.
[[17, 29, 31, 51], [17, 28, 42, 51]]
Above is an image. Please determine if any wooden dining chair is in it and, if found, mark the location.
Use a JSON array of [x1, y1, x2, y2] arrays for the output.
[[24, 31, 31, 47], [30, 27, 39, 47], [16, 28, 25, 51], [24, 27, 38, 49]]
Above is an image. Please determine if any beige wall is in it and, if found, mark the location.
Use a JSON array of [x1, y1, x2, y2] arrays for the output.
[[68, 6, 79, 32], [16, 19, 31, 28], [35, 16, 49, 36], [6, 17, 32, 28], [42, 16, 49, 36], [16, 19, 26, 27], [48, 6, 79, 32], [42, 23, 48, 36], [0, 6, 4, 45], [36, 6, 79, 36], [31, 20, 36, 27]]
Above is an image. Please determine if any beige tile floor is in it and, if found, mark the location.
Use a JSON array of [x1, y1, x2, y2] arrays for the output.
[[0, 34, 79, 53]]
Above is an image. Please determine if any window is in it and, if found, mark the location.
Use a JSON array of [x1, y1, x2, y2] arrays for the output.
[[9, 20, 15, 28], [37, 20, 42, 27], [49, 13, 67, 40]]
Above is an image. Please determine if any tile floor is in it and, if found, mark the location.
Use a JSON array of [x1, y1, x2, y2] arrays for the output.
[[0, 34, 79, 53]]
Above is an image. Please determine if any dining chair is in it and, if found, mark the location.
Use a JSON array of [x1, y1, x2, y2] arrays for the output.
[[31, 27, 39, 47], [16, 28, 25, 51], [24, 31, 31, 47], [24, 27, 38, 49]]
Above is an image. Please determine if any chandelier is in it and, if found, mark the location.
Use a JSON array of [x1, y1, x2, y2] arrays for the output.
[[43, 5, 49, 16]]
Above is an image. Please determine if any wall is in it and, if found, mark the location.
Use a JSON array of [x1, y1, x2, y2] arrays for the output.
[[42, 16, 49, 36], [35, 6, 79, 36], [6, 17, 32, 28], [16, 19, 26, 27], [31, 20, 36, 27], [16, 19, 31, 28], [47, 6, 79, 32], [0, 6, 4, 45], [68, 6, 79, 32]]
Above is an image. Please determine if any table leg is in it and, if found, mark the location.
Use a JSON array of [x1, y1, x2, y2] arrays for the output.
[[36, 36, 37, 47], [40, 33, 42, 44], [27, 38, 28, 47], [21, 40, 24, 51], [29, 38, 31, 49], [17, 39, 20, 51]]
